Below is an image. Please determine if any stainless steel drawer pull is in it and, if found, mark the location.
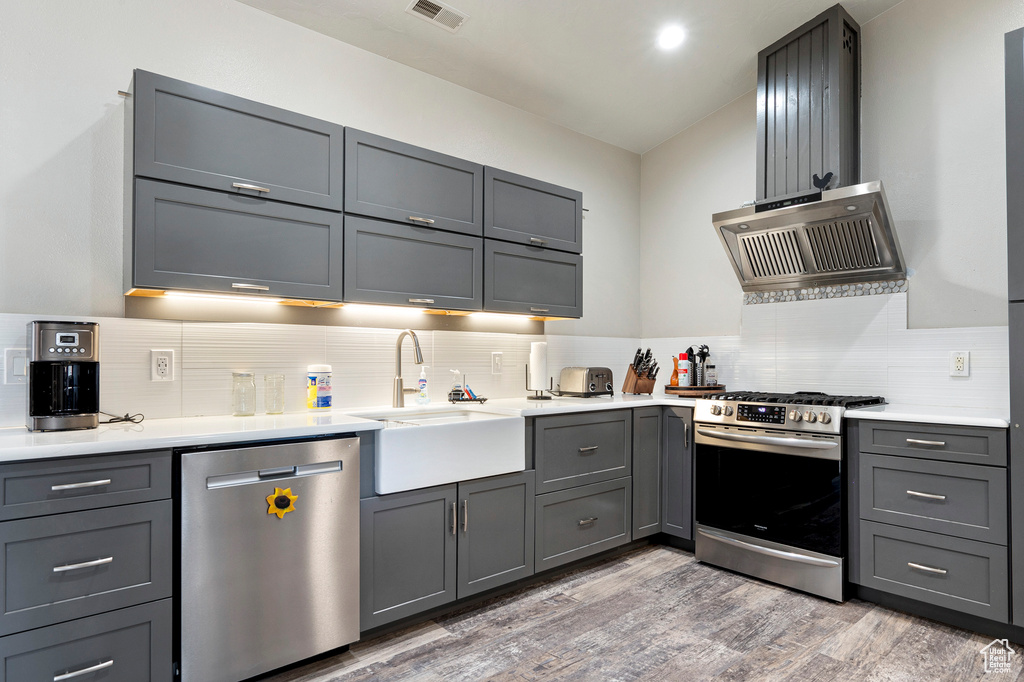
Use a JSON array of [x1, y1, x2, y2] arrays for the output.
[[451, 502, 457, 536], [51, 479, 111, 491], [908, 562, 947, 575], [578, 446, 599, 454], [529, 237, 547, 246], [906, 490, 947, 501], [53, 556, 113, 573], [530, 307, 550, 313], [408, 216, 435, 224], [578, 517, 598, 526], [462, 500, 469, 532], [906, 438, 946, 448], [408, 298, 435, 304], [232, 182, 270, 193], [54, 659, 114, 681], [232, 282, 271, 291]]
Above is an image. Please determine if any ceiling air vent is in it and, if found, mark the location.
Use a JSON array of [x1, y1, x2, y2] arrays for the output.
[[406, 0, 469, 33]]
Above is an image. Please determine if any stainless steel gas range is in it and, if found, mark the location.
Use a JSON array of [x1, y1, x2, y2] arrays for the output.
[[693, 391, 885, 601]]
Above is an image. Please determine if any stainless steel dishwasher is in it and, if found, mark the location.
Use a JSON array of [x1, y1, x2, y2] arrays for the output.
[[180, 436, 359, 682]]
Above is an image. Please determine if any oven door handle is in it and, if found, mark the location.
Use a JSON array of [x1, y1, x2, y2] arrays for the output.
[[695, 428, 839, 451], [697, 529, 840, 568]]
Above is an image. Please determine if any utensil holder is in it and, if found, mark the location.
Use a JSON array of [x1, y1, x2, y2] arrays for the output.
[[621, 365, 655, 395]]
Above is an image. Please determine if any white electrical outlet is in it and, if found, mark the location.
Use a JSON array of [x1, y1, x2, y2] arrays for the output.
[[151, 349, 175, 381], [949, 351, 970, 377], [4, 348, 28, 385], [491, 351, 503, 374]]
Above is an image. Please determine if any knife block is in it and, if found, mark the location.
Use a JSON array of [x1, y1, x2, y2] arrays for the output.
[[621, 365, 655, 395]]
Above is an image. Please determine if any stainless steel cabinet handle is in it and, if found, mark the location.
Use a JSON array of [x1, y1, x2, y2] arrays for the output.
[[530, 307, 549, 313], [578, 517, 598, 526], [462, 500, 468, 532], [908, 562, 947, 575], [408, 298, 435, 304], [696, 428, 839, 451], [451, 502, 456, 536], [231, 282, 270, 291], [684, 422, 689, 449], [408, 216, 435, 224], [53, 556, 113, 573], [54, 659, 114, 681], [907, 490, 947, 501], [529, 237, 547, 246], [51, 479, 111, 491], [578, 446, 599, 454], [906, 438, 946, 448], [232, 182, 270, 193]]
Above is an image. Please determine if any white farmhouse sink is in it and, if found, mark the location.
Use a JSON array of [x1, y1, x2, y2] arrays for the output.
[[356, 407, 525, 494]]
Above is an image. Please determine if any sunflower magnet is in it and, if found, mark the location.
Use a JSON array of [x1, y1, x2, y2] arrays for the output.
[[267, 487, 298, 519]]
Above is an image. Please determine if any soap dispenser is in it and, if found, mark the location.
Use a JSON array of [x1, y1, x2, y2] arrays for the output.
[[416, 366, 430, 405]]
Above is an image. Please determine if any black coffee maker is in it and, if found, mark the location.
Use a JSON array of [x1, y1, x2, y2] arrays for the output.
[[27, 321, 100, 431]]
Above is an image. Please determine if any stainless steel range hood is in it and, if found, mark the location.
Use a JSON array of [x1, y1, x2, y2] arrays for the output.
[[713, 181, 905, 292]]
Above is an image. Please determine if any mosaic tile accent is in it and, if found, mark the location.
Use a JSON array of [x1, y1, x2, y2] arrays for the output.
[[743, 279, 908, 304]]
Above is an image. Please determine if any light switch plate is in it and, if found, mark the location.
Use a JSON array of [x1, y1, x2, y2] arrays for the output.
[[4, 348, 28, 385], [491, 351, 503, 374]]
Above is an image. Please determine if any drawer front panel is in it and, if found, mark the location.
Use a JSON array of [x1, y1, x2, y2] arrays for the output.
[[0, 501, 172, 636], [0, 451, 171, 521], [858, 421, 1007, 465], [484, 167, 582, 253], [858, 521, 1008, 622], [535, 477, 631, 571], [859, 454, 1007, 543], [0, 599, 172, 682], [535, 410, 631, 494]]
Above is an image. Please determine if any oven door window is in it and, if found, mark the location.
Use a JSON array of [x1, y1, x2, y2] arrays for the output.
[[695, 443, 841, 557]]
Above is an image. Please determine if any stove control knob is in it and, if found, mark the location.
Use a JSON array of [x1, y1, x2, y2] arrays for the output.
[[804, 410, 817, 423], [819, 412, 832, 424], [788, 410, 802, 422], [710, 404, 722, 416], [606, 382, 613, 392], [723, 406, 734, 417]]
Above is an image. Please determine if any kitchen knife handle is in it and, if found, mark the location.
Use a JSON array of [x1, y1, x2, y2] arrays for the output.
[[462, 499, 468, 532], [451, 502, 457, 536]]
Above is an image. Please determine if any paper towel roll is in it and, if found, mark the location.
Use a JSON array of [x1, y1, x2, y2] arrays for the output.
[[528, 342, 547, 391]]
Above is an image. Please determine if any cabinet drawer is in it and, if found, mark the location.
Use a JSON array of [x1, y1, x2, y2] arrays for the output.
[[344, 216, 483, 310], [536, 477, 631, 571], [484, 167, 582, 253], [345, 128, 483, 235], [132, 179, 344, 300], [858, 521, 1008, 622], [132, 69, 343, 211], [859, 454, 1007, 543], [0, 501, 172, 636], [0, 451, 170, 521], [484, 241, 583, 318], [534, 410, 631, 494], [857, 421, 1007, 465], [0, 599, 172, 682]]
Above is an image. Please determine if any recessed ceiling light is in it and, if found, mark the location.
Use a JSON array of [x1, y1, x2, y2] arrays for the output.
[[657, 25, 686, 51]]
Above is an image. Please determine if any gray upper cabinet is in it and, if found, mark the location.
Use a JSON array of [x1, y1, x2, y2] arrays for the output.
[[130, 69, 344, 211], [661, 406, 693, 541], [345, 128, 483, 236], [484, 241, 582, 318], [344, 216, 483, 310], [484, 168, 582, 253], [632, 407, 662, 539], [1007, 28, 1024, 302], [132, 179, 344, 299]]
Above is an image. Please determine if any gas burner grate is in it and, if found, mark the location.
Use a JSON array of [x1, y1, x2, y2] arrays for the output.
[[708, 391, 885, 408]]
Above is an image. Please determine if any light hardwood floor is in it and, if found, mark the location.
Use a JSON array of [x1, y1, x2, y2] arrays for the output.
[[261, 546, 1022, 681]]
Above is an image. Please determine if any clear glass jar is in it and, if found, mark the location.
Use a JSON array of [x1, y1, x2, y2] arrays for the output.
[[264, 374, 285, 414], [232, 372, 256, 416]]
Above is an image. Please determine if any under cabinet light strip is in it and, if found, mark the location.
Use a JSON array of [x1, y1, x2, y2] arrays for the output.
[[163, 291, 284, 304]]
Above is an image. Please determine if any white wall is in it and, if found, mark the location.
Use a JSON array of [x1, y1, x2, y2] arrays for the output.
[[0, 0, 641, 338], [640, 0, 1024, 338]]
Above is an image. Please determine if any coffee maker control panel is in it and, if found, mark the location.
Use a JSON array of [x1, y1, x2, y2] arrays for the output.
[[31, 323, 97, 361]]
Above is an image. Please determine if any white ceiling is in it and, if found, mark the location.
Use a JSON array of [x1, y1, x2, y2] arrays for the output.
[[237, 0, 904, 154]]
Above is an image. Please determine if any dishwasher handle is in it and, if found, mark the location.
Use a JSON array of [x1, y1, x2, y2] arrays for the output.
[[207, 461, 342, 489], [258, 466, 296, 479]]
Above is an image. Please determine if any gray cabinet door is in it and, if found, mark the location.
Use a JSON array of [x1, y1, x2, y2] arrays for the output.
[[132, 70, 343, 211], [857, 421, 1007, 466], [661, 406, 693, 540], [457, 471, 535, 599], [132, 179, 344, 299], [344, 216, 483, 310], [632, 407, 662, 539], [360, 485, 457, 631], [345, 128, 483, 235], [1011, 303, 1024, 623], [484, 167, 582, 253], [484, 241, 583, 318], [535, 477, 631, 572], [1007, 29, 1024, 302], [534, 410, 631, 494]]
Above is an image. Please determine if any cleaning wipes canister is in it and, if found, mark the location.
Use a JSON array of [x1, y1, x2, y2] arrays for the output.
[[307, 364, 332, 409]]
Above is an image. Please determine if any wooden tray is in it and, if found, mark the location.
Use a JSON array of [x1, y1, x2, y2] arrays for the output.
[[664, 384, 726, 397]]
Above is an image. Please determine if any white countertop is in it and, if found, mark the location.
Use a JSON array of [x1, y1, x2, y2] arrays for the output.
[[845, 404, 1009, 429]]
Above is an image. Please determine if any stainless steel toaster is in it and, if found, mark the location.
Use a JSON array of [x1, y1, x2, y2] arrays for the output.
[[558, 367, 614, 397]]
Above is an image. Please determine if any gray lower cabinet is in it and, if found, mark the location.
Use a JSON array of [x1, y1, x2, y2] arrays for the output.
[[345, 128, 483, 236], [661, 406, 694, 540], [857, 421, 1007, 466], [534, 410, 631, 494], [131, 179, 344, 300], [632, 407, 662, 539], [344, 216, 483, 310], [484, 167, 582, 253], [484, 241, 583, 318], [535, 477, 631, 572], [0, 599, 173, 682], [361, 471, 535, 631], [130, 69, 343, 211]]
